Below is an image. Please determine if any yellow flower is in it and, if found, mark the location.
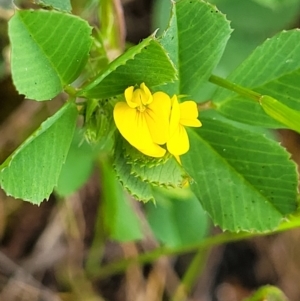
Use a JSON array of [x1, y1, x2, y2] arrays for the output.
[[113, 83, 171, 157], [167, 95, 202, 156]]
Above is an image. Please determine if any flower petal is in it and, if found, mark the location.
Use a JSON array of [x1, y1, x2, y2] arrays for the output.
[[125, 86, 137, 108], [137, 144, 166, 158], [167, 124, 189, 156], [145, 91, 171, 144], [179, 101, 202, 127], [113, 102, 166, 157], [140, 83, 153, 105], [169, 95, 181, 137]]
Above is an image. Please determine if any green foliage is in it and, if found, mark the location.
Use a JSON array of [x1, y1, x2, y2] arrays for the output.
[[3, 0, 300, 240], [158, 0, 232, 98], [182, 112, 298, 232], [210, 0, 300, 73], [3, 2, 300, 298], [260, 95, 300, 133], [9, 10, 92, 100], [113, 137, 189, 202], [130, 157, 187, 188], [33, 0, 72, 12], [252, 0, 299, 9], [84, 98, 115, 145], [243, 285, 288, 301], [100, 157, 143, 241], [153, 0, 299, 231], [80, 36, 177, 99], [55, 130, 97, 197], [0, 103, 78, 204], [214, 29, 300, 127], [98, 0, 124, 51], [113, 137, 154, 202], [146, 189, 208, 247]]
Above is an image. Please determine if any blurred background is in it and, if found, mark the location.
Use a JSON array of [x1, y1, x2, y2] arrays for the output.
[[1, 0, 300, 300]]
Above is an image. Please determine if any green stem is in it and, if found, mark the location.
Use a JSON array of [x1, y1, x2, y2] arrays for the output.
[[85, 158, 107, 275], [64, 85, 78, 97], [209, 74, 262, 101], [172, 248, 208, 301], [91, 232, 249, 279], [89, 215, 300, 279]]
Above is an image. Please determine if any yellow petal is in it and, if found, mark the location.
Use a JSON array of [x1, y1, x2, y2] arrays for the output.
[[113, 102, 165, 157], [140, 83, 153, 105], [169, 95, 181, 137], [167, 124, 189, 156], [137, 144, 166, 158], [114, 102, 151, 147], [124, 86, 137, 108], [145, 91, 171, 144], [179, 101, 202, 127], [132, 89, 144, 107], [174, 155, 181, 164], [126, 85, 153, 109]]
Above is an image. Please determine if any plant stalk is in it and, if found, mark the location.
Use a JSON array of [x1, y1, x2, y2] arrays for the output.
[[171, 248, 208, 301], [209, 74, 262, 101], [89, 215, 300, 280]]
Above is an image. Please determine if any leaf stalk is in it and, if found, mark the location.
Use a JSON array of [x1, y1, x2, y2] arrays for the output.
[[209, 74, 261, 101]]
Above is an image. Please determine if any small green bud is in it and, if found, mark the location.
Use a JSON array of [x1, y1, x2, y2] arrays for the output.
[[84, 99, 115, 148]]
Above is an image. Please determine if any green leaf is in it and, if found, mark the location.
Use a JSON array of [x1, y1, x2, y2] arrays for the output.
[[146, 188, 208, 248], [243, 285, 288, 301], [151, 0, 172, 36], [182, 112, 298, 232], [9, 10, 92, 101], [113, 136, 190, 202], [260, 95, 300, 133], [0, 102, 78, 204], [33, 0, 72, 12], [80, 35, 177, 99], [130, 156, 188, 188], [100, 157, 143, 242], [214, 29, 300, 127], [113, 139, 154, 202], [210, 0, 300, 73], [55, 130, 96, 197], [158, 0, 232, 99], [252, 0, 299, 10], [154, 0, 300, 75]]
